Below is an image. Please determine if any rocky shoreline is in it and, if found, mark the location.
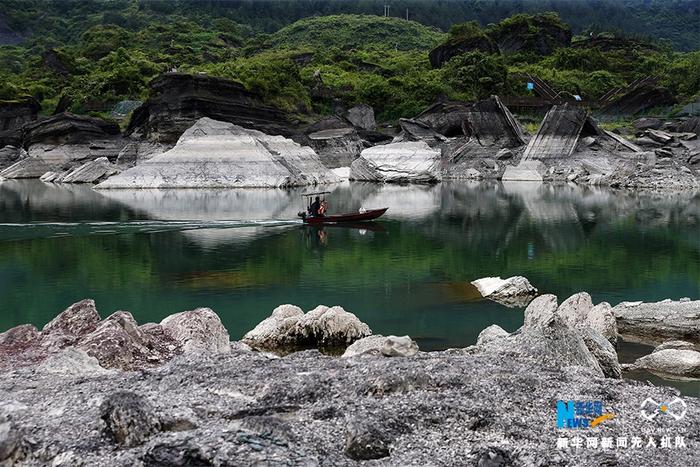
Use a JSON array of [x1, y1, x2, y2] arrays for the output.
[[1, 287, 698, 466], [0, 72, 698, 191]]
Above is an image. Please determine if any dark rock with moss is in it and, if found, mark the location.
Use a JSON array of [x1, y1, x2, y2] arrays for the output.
[[127, 73, 291, 144]]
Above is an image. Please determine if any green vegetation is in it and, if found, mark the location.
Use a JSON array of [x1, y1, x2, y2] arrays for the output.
[[0, 2, 697, 122]]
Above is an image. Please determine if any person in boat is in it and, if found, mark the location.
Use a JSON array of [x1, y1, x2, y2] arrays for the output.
[[308, 196, 328, 217]]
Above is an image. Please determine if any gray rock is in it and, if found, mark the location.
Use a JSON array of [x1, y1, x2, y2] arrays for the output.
[[342, 334, 386, 357], [471, 276, 537, 307], [37, 348, 113, 377], [345, 414, 394, 460], [345, 104, 376, 131], [633, 117, 662, 131], [100, 391, 160, 447], [41, 299, 101, 349], [579, 327, 621, 379], [0, 421, 25, 464], [97, 118, 339, 189], [0, 343, 698, 465], [381, 335, 419, 357], [613, 299, 700, 345], [555, 292, 594, 324], [0, 324, 40, 347], [0, 157, 52, 179], [495, 148, 514, 160], [160, 308, 231, 354], [243, 304, 371, 351], [481, 315, 604, 377], [586, 302, 619, 344], [350, 141, 442, 184], [631, 348, 700, 379], [57, 157, 120, 184], [0, 145, 27, 171], [653, 340, 696, 352], [522, 294, 558, 329], [476, 325, 509, 346], [78, 311, 179, 370]]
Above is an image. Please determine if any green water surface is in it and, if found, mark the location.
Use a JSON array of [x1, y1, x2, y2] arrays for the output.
[[0, 180, 698, 395]]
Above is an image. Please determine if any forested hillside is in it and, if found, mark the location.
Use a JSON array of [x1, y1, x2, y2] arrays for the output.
[[0, 0, 697, 122]]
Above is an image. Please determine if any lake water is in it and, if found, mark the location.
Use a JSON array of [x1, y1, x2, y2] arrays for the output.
[[1, 180, 698, 395]]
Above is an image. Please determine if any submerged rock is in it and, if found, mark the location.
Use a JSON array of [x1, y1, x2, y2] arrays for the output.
[[97, 118, 339, 189], [243, 304, 371, 351]]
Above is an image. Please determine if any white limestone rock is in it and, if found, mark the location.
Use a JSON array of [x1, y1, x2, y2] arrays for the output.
[[342, 335, 387, 358], [471, 276, 538, 307], [243, 304, 371, 351], [96, 118, 339, 188], [523, 294, 558, 329], [350, 141, 441, 183]]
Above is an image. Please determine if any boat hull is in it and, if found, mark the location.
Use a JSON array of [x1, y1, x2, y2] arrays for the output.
[[302, 208, 388, 224]]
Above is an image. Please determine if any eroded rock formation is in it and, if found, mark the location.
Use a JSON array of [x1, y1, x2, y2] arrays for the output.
[[97, 118, 339, 189]]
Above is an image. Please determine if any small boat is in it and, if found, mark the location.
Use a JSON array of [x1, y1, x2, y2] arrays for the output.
[[298, 191, 388, 224], [301, 207, 388, 224]]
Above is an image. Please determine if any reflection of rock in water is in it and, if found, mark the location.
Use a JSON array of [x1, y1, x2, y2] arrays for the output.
[[361, 184, 441, 220]]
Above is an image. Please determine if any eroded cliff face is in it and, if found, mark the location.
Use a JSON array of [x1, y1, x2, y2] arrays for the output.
[[126, 73, 291, 144]]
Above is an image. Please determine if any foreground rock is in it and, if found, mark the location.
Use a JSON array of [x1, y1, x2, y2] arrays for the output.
[[0, 299, 229, 371], [613, 299, 700, 345], [97, 118, 339, 188], [1, 340, 697, 466], [470, 275, 537, 307], [242, 304, 372, 352]]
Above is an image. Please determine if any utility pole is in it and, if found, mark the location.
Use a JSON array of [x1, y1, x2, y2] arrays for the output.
[[406, 8, 408, 20]]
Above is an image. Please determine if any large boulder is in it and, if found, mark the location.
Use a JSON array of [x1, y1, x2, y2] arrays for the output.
[[23, 112, 126, 165], [127, 72, 290, 143], [303, 127, 365, 169], [96, 118, 339, 189], [470, 276, 537, 307], [41, 299, 101, 350], [78, 311, 179, 370], [243, 304, 371, 351], [555, 292, 618, 345], [160, 308, 231, 354], [0, 98, 39, 143], [350, 141, 441, 184], [613, 299, 700, 345], [476, 324, 509, 346]]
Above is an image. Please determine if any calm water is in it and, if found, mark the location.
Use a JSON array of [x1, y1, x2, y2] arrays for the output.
[[1, 180, 698, 394]]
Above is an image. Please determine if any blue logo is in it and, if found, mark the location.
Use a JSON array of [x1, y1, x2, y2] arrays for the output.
[[557, 400, 614, 428]]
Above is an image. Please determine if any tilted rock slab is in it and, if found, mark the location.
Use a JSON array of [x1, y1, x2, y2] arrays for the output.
[[97, 118, 339, 188], [243, 304, 371, 351], [613, 299, 700, 345]]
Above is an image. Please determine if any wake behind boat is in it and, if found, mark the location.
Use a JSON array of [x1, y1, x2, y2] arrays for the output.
[[297, 191, 388, 224]]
